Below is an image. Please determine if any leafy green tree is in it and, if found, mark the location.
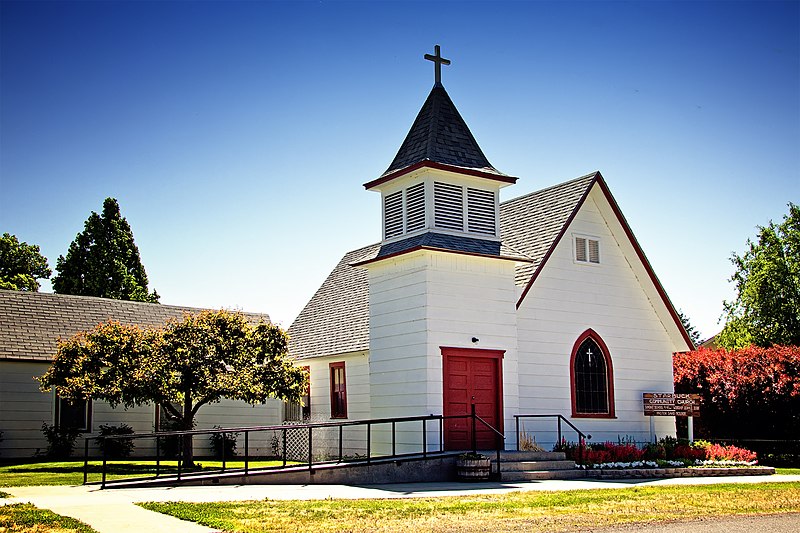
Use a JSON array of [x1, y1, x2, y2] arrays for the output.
[[718, 203, 800, 349], [40, 310, 306, 466], [0, 233, 52, 291], [52, 198, 159, 302]]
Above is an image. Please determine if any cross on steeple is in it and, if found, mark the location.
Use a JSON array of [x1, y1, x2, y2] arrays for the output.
[[424, 44, 450, 86]]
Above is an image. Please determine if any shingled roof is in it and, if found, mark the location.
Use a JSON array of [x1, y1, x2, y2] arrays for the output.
[[365, 85, 514, 188], [0, 290, 270, 362], [288, 244, 378, 360], [288, 174, 599, 361]]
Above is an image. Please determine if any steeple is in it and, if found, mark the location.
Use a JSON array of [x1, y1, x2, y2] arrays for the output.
[[364, 45, 515, 190], [363, 46, 519, 256]]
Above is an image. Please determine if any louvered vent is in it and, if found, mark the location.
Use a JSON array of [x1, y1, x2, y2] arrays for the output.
[[588, 239, 600, 264], [405, 182, 426, 232], [575, 237, 587, 262], [434, 182, 464, 231], [384, 191, 403, 239], [467, 188, 496, 235], [575, 236, 600, 264]]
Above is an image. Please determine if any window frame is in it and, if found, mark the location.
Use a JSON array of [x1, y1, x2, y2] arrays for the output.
[[570, 329, 616, 418], [573, 234, 601, 265], [55, 396, 92, 432], [329, 361, 347, 419]]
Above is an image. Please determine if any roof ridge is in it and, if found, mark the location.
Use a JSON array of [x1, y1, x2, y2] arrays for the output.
[[500, 171, 598, 207], [0, 289, 269, 319]]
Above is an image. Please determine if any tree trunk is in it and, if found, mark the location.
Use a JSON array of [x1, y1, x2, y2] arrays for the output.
[[182, 390, 195, 468]]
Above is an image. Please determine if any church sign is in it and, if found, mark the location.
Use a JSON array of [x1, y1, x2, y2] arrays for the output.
[[643, 393, 700, 417]]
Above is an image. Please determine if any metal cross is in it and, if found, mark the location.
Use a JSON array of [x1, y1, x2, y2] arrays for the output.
[[424, 44, 450, 86]]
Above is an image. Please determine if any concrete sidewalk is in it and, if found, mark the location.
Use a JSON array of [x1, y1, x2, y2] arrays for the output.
[[4, 474, 800, 533]]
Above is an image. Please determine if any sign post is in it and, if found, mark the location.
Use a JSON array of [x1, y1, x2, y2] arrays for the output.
[[642, 393, 701, 441]]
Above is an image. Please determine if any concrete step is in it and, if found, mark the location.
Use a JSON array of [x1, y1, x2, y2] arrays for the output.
[[501, 469, 586, 481], [500, 460, 576, 472], [481, 451, 567, 462]]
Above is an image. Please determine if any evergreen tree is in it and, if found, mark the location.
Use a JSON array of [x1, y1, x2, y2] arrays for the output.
[[52, 198, 159, 303], [677, 310, 702, 346], [0, 233, 52, 291]]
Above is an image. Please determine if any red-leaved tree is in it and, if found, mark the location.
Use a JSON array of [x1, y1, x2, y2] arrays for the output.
[[673, 346, 800, 439]]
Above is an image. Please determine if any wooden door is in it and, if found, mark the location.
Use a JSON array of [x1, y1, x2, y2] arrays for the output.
[[442, 348, 504, 450]]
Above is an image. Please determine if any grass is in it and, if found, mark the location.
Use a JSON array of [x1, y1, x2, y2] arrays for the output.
[[0, 503, 98, 533], [777, 468, 800, 475], [0, 460, 290, 487], [141, 482, 800, 532]]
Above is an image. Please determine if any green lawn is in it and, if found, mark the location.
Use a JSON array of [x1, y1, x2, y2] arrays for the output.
[[0, 459, 289, 487], [141, 482, 800, 533], [777, 468, 800, 475], [0, 503, 98, 533]]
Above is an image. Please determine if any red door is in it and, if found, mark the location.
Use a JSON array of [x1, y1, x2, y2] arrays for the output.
[[442, 348, 504, 450]]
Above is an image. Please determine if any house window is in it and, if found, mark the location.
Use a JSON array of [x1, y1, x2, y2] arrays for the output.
[[329, 362, 347, 419], [570, 330, 615, 418], [284, 366, 311, 422], [56, 397, 91, 432], [575, 235, 600, 264], [155, 403, 182, 431]]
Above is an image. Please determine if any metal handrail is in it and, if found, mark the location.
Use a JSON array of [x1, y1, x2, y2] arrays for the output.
[[86, 411, 507, 487], [513, 414, 590, 464]]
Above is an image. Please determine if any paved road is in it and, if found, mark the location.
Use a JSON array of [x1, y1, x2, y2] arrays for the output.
[[3, 474, 799, 533]]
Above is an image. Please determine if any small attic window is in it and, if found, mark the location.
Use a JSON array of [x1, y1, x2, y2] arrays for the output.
[[575, 235, 600, 264]]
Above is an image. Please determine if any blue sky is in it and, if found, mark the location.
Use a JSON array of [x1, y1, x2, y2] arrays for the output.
[[1, 0, 798, 339]]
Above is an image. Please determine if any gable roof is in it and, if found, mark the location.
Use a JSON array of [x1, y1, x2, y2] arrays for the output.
[[364, 85, 516, 189], [289, 171, 695, 360], [290, 174, 596, 360], [501, 173, 598, 287], [0, 290, 270, 362]]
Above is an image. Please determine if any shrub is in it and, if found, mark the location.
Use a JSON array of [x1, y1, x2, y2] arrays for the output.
[[208, 426, 238, 459], [674, 346, 800, 440], [41, 423, 81, 459], [643, 443, 666, 460], [671, 444, 705, 461], [94, 424, 135, 458], [703, 443, 757, 462]]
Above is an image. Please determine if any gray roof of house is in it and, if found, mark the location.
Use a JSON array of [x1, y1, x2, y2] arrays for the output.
[[288, 173, 598, 360], [0, 290, 270, 362], [379, 85, 507, 180]]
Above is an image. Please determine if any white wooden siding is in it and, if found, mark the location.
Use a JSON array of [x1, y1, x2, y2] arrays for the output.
[[366, 249, 519, 453], [299, 351, 370, 458], [0, 360, 283, 459], [516, 187, 683, 446]]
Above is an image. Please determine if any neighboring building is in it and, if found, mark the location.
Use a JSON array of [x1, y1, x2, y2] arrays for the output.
[[0, 290, 283, 458], [288, 48, 694, 452]]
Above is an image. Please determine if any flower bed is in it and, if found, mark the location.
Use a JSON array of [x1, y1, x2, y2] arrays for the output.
[[584, 466, 775, 479], [556, 437, 774, 478]]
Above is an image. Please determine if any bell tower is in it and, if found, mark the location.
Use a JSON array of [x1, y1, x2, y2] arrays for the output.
[[357, 46, 524, 452]]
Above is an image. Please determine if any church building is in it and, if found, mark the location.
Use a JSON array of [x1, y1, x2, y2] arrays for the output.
[[288, 46, 693, 452]]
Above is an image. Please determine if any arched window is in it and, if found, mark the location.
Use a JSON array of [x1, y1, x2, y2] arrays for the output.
[[570, 329, 615, 418]]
